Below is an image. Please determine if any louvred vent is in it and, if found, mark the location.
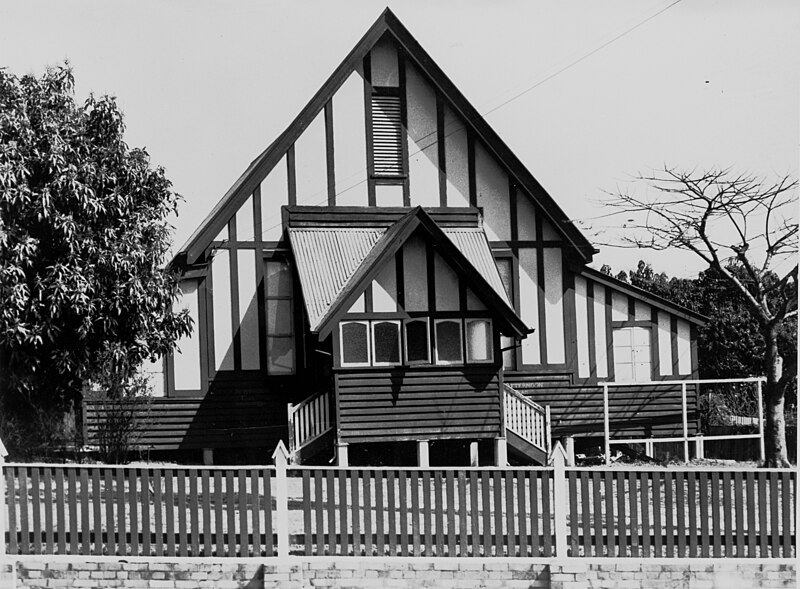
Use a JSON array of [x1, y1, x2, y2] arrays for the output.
[[371, 95, 403, 176]]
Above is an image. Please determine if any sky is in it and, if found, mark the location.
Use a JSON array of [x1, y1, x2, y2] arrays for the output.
[[1, 0, 798, 278]]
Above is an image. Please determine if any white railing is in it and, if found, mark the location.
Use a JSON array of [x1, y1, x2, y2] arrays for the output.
[[503, 384, 551, 454], [601, 377, 766, 465], [287, 390, 333, 460]]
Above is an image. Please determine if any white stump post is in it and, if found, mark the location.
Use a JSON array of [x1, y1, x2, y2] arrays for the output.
[[757, 379, 766, 463], [0, 438, 7, 560], [417, 440, 430, 468], [336, 442, 349, 467], [272, 441, 290, 558], [550, 441, 568, 558], [494, 438, 507, 467], [681, 382, 689, 463], [469, 441, 479, 467], [602, 383, 611, 466]]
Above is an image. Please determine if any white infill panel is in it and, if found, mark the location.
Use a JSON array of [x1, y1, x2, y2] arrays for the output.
[[444, 105, 469, 207], [372, 256, 398, 312], [611, 292, 628, 322], [677, 319, 692, 375], [406, 63, 439, 206], [543, 248, 565, 364], [518, 249, 540, 364], [434, 251, 459, 311], [333, 70, 368, 207], [593, 283, 608, 378], [212, 250, 234, 371], [517, 195, 537, 240], [475, 143, 511, 241], [235, 194, 255, 241], [173, 280, 200, 391], [575, 276, 590, 378], [260, 155, 288, 242], [658, 311, 673, 376], [237, 249, 260, 370], [370, 39, 399, 87], [294, 109, 328, 206]]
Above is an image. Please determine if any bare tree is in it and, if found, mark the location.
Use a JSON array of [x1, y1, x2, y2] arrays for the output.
[[604, 167, 797, 466]]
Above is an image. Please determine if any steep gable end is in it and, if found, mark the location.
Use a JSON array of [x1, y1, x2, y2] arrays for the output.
[[176, 8, 595, 266]]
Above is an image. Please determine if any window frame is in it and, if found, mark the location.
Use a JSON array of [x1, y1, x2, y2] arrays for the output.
[[339, 320, 372, 368], [464, 318, 494, 364], [264, 257, 297, 375], [371, 319, 402, 367], [403, 317, 431, 365], [433, 318, 464, 365]]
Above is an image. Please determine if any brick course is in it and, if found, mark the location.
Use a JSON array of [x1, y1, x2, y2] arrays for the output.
[[6, 559, 796, 588]]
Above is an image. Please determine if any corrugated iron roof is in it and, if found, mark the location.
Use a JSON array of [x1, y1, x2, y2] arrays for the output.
[[443, 228, 512, 307], [288, 227, 385, 331]]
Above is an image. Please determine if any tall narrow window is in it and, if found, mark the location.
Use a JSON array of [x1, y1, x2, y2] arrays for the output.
[[404, 318, 430, 364], [372, 95, 403, 177], [264, 259, 295, 374], [340, 321, 370, 366], [434, 319, 463, 365], [495, 257, 516, 370], [372, 320, 401, 365], [465, 319, 493, 363]]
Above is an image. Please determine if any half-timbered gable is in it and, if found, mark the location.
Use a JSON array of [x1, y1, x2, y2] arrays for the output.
[[84, 9, 706, 464]]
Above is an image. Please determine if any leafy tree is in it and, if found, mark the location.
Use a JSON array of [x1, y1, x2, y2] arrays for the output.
[[0, 65, 191, 456], [604, 168, 797, 466]]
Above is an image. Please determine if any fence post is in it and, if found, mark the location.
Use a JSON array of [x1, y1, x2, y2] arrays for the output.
[[681, 382, 689, 463], [550, 441, 569, 558], [272, 441, 290, 558], [602, 383, 611, 466], [0, 438, 6, 560], [757, 379, 765, 463]]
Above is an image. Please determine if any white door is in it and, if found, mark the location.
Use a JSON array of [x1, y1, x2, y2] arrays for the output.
[[612, 327, 652, 382]]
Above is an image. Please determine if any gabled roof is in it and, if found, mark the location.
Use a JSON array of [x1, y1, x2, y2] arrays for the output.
[[176, 7, 596, 267], [289, 207, 531, 339], [581, 266, 708, 325]]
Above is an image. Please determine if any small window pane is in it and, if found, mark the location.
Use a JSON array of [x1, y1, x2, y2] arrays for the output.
[[435, 320, 462, 363], [341, 322, 369, 365], [501, 335, 515, 370], [266, 260, 292, 297], [466, 319, 492, 362], [373, 321, 400, 364], [267, 300, 293, 336], [267, 337, 295, 374], [405, 320, 429, 363]]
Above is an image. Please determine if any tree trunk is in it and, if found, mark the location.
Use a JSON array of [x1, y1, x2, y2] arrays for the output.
[[762, 326, 790, 467]]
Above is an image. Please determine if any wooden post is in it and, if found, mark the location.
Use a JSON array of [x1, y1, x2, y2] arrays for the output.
[[757, 379, 765, 463], [494, 438, 507, 467], [0, 437, 7, 559], [545, 406, 552, 456], [681, 382, 689, 463], [286, 403, 295, 456], [271, 441, 289, 558], [602, 383, 611, 466], [417, 440, 429, 468], [550, 441, 568, 558], [563, 436, 575, 467], [202, 448, 214, 466], [336, 442, 349, 467], [695, 435, 704, 460], [469, 441, 479, 467]]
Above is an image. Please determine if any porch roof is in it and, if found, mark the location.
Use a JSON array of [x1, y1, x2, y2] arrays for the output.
[[288, 207, 529, 339]]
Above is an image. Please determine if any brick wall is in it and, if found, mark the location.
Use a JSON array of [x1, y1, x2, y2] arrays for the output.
[[8, 558, 796, 588]]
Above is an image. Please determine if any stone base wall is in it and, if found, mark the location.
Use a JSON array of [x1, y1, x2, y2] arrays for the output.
[[6, 558, 796, 589]]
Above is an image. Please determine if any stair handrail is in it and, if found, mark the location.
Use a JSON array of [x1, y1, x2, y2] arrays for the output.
[[287, 390, 332, 457], [503, 383, 549, 452]]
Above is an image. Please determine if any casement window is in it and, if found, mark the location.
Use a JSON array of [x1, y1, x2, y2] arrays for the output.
[[340, 321, 371, 367], [434, 319, 463, 365], [404, 318, 430, 364], [372, 320, 401, 365], [612, 326, 652, 383], [465, 319, 493, 363], [371, 95, 403, 177], [265, 259, 295, 374]]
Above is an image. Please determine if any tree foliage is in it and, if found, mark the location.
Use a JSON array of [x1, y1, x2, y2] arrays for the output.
[[0, 64, 191, 454], [603, 167, 798, 466]]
